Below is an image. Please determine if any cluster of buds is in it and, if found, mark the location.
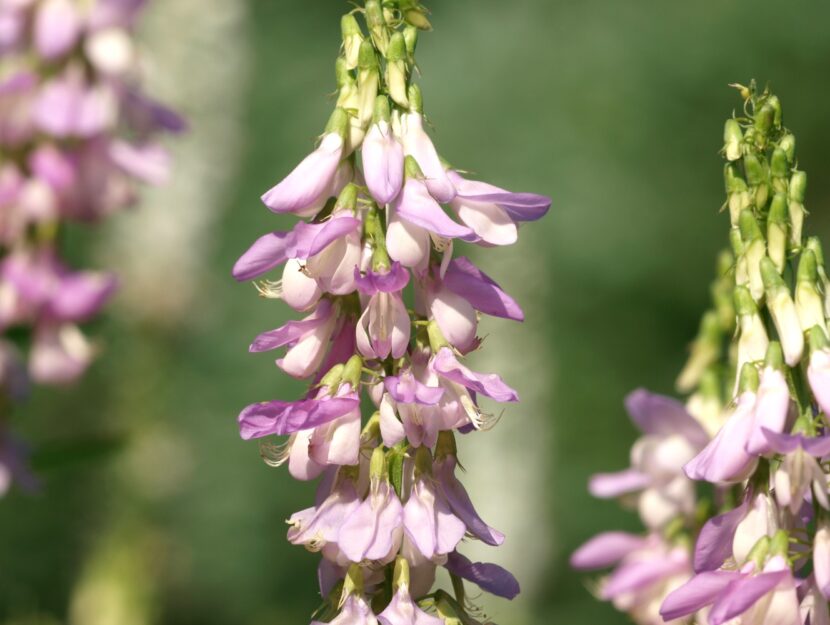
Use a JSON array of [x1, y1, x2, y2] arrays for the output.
[[233, 1, 550, 622], [0, 0, 182, 495], [575, 83, 830, 625]]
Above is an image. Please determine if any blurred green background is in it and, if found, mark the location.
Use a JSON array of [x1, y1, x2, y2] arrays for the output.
[[3, 0, 830, 624]]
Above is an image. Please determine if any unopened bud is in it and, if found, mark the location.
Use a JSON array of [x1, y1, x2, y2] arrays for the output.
[[738, 362, 760, 394], [736, 286, 769, 377], [404, 25, 418, 56], [402, 2, 432, 31], [320, 363, 345, 391], [789, 170, 807, 203], [385, 33, 409, 108], [341, 14, 363, 70], [739, 210, 766, 301], [766, 95, 783, 127], [779, 133, 796, 163], [765, 341, 784, 370], [761, 257, 803, 366], [723, 119, 743, 161], [365, 0, 389, 54], [676, 310, 722, 393], [725, 164, 751, 226], [357, 41, 379, 126], [407, 83, 423, 114], [767, 193, 789, 272], [796, 250, 827, 334]]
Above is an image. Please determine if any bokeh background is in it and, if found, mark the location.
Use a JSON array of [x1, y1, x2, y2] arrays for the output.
[[3, 1, 830, 624]]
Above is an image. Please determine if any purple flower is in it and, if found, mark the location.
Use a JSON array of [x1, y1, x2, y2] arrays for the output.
[[249, 300, 338, 379], [684, 391, 759, 484], [808, 348, 830, 417], [33, 0, 81, 60], [387, 178, 471, 269], [446, 170, 551, 246], [403, 474, 466, 560], [238, 386, 360, 440], [378, 586, 442, 625], [232, 213, 361, 282], [288, 475, 361, 552], [339, 478, 403, 564], [430, 347, 518, 403], [261, 129, 348, 218], [356, 266, 411, 360], [764, 429, 830, 513], [312, 594, 377, 625], [433, 453, 504, 546], [399, 112, 455, 203], [444, 551, 520, 600], [660, 556, 799, 625], [362, 119, 404, 205]]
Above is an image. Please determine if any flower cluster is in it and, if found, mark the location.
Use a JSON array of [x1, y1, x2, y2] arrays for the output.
[[574, 84, 830, 625], [233, 1, 550, 622], [0, 0, 183, 494]]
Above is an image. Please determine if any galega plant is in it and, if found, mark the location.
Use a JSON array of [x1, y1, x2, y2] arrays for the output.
[[232, 1, 550, 623], [574, 83, 830, 625], [0, 0, 183, 495]]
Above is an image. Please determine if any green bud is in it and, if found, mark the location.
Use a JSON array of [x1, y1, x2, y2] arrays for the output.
[[385, 33, 409, 108], [392, 556, 411, 592], [320, 363, 345, 391], [358, 39, 378, 71], [796, 251, 827, 334], [434, 430, 457, 461], [798, 249, 818, 284], [765, 341, 784, 370], [760, 256, 785, 290], [404, 154, 424, 179], [372, 95, 391, 126], [779, 133, 796, 162], [716, 249, 735, 279], [342, 354, 363, 390], [343, 564, 364, 597], [810, 325, 830, 352], [341, 14, 363, 70], [734, 285, 758, 316], [676, 310, 722, 393], [767, 193, 789, 273], [753, 102, 775, 139], [369, 446, 387, 480], [743, 153, 766, 187], [723, 119, 743, 161], [725, 163, 748, 193], [767, 95, 783, 127], [335, 57, 354, 88], [807, 237, 826, 267], [789, 170, 807, 203], [770, 529, 789, 558], [407, 83, 423, 114], [413, 445, 433, 477], [738, 209, 762, 241], [324, 107, 350, 138], [404, 25, 419, 56], [747, 535, 771, 570], [738, 362, 760, 395], [427, 320, 450, 351], [336, 182, 359, 213], [403, 5, 432, 31], [789, 201, 805, 248], [365, 0, 389, 54], [770, 147, 789, 180]]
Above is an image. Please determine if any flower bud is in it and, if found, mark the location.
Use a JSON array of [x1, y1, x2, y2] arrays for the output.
[[767, 193, 789, 273], [738, 210, 766, 301], [341, 14, 363, 70], [766, 95, 783, 127], [365, 0, 389, 54], [724, 164, 751, 226], [407, 84, 423, 114], [404, 25, 419, 57], [807, 237, 830, 319], [770, 147, 789, 194], [723, 119, 743, 161], [399, 0, 432, 30], [779, 133, 796, 163], [385, 32, 409, 108], [796, 250, 828, 334], [761, 257, 803, 366], [357, 40, 380, 126], [735, 286, 769, 382], [753, 102, 776, 144], [789, 170, 807, 246], [676, 311, 722, 393]]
